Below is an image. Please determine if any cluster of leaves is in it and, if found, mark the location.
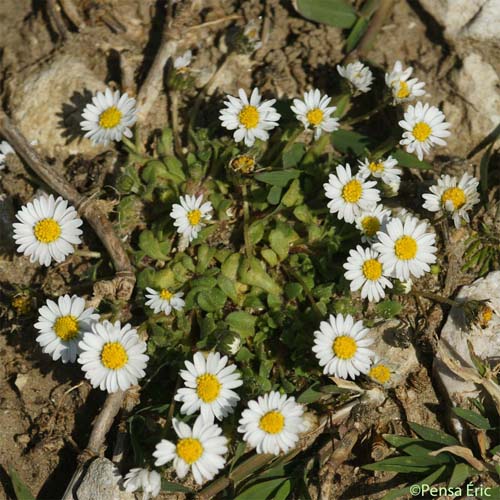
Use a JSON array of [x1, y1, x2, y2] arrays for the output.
[[364, 407, 500, 500]]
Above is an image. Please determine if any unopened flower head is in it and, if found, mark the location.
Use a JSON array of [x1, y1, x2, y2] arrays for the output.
[[170, 194, 213, 243], [219, 88, 280, 147], [422, 173, 479, 228], [78, 320, 149, 393], [337, 61, 373, 93], [0, 140, 14, 169], [385, 61, 426, 103], [175, 351, 243, 421], [343, 245, 393, 302], [290, 89, 339, 139], [230, 154, 256, 174], [13, 194, 83, 267], [399, 102, 451, 160], [145, 287, 185, 315], [35, 295, 99, 364], [153, 416, 228, 485], [238, 391, 307, 455], [81, 87, 137, 146], [324, 164, 380, 223], [358, 156, 402, 186], [355, 205, 391, 243], [373, 215, 437, 281], [174, 50, 193, 71], [313, 313, 374, 379], [123, 468, 161, 500]]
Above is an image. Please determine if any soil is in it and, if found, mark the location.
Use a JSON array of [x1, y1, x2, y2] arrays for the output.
[[0, 1, 497, 499]]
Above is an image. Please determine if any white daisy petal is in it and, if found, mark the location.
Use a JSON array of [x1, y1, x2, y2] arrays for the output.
[[337, 61, 373, 94]]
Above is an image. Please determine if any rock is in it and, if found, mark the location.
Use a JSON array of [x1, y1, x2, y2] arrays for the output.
[[418, 0, 500, 47], [9, 53, 106, 157], [433, 271, 500, 441], [74, 458, 134, 500], [368, 319, 420, 388], [14, 373, 29, 392]]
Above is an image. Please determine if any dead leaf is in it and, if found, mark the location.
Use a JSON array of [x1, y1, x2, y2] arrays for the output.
[[429, 445, 485, 471]]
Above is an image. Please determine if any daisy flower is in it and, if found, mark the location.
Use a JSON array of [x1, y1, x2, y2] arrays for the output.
[[399, 102, 451, 160], [170, 194, 213, 243], [174, 351, 243, 421], [290, 89, 339, 139], [422, 173, 480, 228], [80, 87, 137, 146], [238, 391, 307, 455], [368, 356, 392, 385], [34, 295, 99, 363], [358, 156, 402, 186], [0, 140, 14, 169], [323, 164, 380, 223], [78, 320, 149, 393], [123, 468, 161, 500], [355, 205, 391, 243], [153, 415, 228, 485], [219, 88, 281, 147], [174, 50, 192, 70], [312, 313, 374, 379], [343, 246, 393, 302], [13, 194, 83, 267], [145, 287, 185, 315], [385, 61, 426, 103], [373, 215, 437, 281], [337, 61, 373, 94]]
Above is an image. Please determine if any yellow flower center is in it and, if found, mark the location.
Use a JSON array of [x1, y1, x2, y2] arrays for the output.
[[396, 81, 410, 99], [196, 373, 221, 403], [368, 161, 384, 173], [98, 106, 122, 129], [159, 289, 173, 301], [187, 209, 202, 226], [54, 315, 80, 341], [479, 305, 493, 328], [101, 342, 128, 370], [394, 235, 418, 260], [412, 122, 432, 142], [361, 216, 381, 237], [441, 187, 466, 210], [239, 105, 260, 129], [306, 108, 324, 126], [176, 438, 203, 464], [34, 218, 61, 243], [11, 295, 31, 315], [259, 410, 285, 434], [362, 259, 383, 281], [369, 364, 391, 383], [332, 335, 357, 360], [342, 180, 363, 203], [231, 155, 256, 174]]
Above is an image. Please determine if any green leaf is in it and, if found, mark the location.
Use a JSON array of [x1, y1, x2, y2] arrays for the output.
[[345, 16, 369, 53], [478, 487, 500, 500], [197, 288, 227, 312], [409, 422, 459, 446], [248, 220, 266, 245], [8, 468, 35, 500], [138, 230, 170, 261], [267, 185, 282, 205], [451, 407, 491, 430], [391, 149, 432, 170], [375, 300, 403, 319], [294, 0, 357, 28], [161, 478, 193, 493], [381, 465, 447, 500], [235, 478, 289, 500], [284, 282, 303, 299], [282, 179, 303, 207], [448, 463, 471, 488], [274, 479, 292, 500], [383, 434, 422, 448], [217, 274, 238, 302], [261, 248, 279, 267], [282, 143, 305, 168], [297, 383, 325, 404], [363, 455, 448, 472], [331, 129, 373, 155], [226, 311, 257, 338], [196, 244, 216, 273], [163, 155, 186, 181], [255, 169, 301, 187], [238, 257, 282, 295]]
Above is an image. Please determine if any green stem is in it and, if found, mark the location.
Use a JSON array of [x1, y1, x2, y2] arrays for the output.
[[282, 264, 323, 319], [302, 133, 330, 166], [344, 96, 391, 126], [242, 184, 253, 258], [271, 127, 303, 167]]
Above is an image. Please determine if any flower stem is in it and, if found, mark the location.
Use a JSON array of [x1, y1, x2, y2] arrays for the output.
[[242, 183, 253, 258]]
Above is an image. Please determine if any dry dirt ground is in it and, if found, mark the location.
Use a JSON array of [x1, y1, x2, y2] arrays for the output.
[[0, 1, 497, 499]]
